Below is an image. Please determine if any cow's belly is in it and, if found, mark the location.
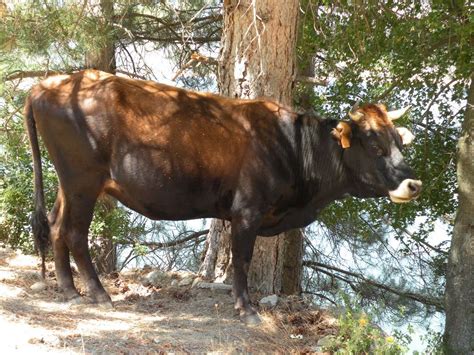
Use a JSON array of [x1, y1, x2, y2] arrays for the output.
[[104, 176, 227, 220], [103, 156, 232, 220]]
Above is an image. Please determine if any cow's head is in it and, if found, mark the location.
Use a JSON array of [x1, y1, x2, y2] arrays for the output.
[[332, 103, 422, 203]]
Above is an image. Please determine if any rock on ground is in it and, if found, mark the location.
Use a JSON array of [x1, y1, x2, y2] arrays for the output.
[[259, 294, 279, 308]]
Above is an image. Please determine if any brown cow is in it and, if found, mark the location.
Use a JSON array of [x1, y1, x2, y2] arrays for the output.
[[25, 70, 421, 324]]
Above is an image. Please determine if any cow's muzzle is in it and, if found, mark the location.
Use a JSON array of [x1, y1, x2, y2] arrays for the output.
[[389, 179, 422, 203]]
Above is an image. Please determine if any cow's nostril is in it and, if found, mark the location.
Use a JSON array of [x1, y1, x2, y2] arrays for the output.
[[408, 181, 421, 195]]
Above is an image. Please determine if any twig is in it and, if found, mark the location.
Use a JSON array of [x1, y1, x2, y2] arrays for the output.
[[115, 69, 147, 80], [398, 226, 449, 255], [302, 291, 337, 306], [296, 75, 328, 87]]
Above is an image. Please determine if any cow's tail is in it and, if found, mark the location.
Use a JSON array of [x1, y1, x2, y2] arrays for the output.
[[24, 97, 50, 279]]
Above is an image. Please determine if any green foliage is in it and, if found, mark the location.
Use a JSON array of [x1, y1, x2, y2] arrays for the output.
[[0, 1, 115, 74], [325, 297, 410, 354], [90, 202, 131, 244], [118, 219, 207, 271], [417, 329, 445, 355], [133, 243, 149, 257]]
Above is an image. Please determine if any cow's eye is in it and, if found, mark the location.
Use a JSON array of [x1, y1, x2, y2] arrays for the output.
[[369, 141, 384, 156]]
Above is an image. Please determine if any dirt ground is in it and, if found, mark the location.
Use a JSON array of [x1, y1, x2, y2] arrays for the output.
[[0, 247, 337, 354]]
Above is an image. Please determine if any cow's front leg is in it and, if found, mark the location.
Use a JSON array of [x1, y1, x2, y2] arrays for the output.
[[231, 217, 260, 324]]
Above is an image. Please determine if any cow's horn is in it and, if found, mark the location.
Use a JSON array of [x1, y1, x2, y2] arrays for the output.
[[349, 100, 360, 111], [348, 100, 363, 121], [349, 110, 364, 122], [387, 106, 411, 120]]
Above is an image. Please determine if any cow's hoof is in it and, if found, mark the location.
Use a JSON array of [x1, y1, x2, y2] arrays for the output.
[[240, 312, 262, 325], [61, 288, 81, 301], [75, 296, 113, 310], [85, 295, 114, 309], [90, 292, 112, 304], [88, 294, 114, 309]]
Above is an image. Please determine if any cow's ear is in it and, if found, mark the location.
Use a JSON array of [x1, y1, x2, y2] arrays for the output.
[[332, 122, 352, 148], [397, 127, 415, 145]]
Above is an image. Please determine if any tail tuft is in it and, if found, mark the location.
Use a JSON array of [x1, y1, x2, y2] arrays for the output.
[[31, 209, 50, 279]]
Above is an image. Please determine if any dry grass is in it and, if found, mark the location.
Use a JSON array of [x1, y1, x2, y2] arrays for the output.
[[0, 247, 337, 354]]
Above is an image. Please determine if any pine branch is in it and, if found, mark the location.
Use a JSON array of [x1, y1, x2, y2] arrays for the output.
[[124, 12, 222, 28], [399, 226, 449, 255], [119, 229, 209, 249], [132, 34, 220, 44], [5, 69, 82, 81], [303, 260, 444, 311], [302, 291, 337, 306], [6, 68, 149, 82]]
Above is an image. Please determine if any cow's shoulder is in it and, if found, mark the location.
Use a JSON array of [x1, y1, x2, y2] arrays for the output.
[[233, 99, 298, 126]]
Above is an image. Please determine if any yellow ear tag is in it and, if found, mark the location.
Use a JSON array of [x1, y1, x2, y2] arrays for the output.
[[336, 122, 352, 149], [340, 135, 351, 149]]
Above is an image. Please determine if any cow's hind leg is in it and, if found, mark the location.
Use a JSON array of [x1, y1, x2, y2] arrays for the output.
[[231, 215, 260, 324], [49, 192, 81, 302], [59, 178, 112, 307]]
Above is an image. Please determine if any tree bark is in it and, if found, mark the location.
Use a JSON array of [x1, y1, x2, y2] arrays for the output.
[[84, 0, 116, 73], [199, 0, 303, 296], [444, 74, 474, 354], [200, 220, 233, 283]]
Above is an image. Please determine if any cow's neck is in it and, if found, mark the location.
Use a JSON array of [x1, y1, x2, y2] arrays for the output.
[[296, 114, 350, 206], [255, 114, 354, 236]]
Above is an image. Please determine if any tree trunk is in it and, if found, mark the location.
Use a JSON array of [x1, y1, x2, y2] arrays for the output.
[[86, 0, 117, 274], [84, 0, 116, 73], [444, 74, 474, 353], [199, 0, 303, 296], [200, 220, 233, 282]]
